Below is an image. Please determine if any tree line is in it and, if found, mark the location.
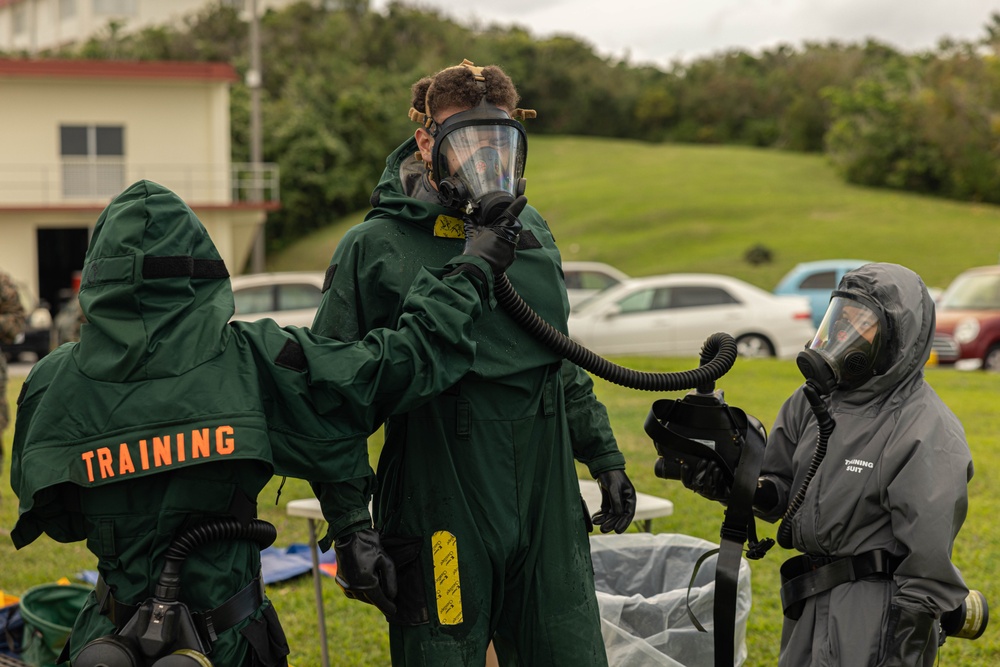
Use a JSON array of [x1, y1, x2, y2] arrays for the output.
[[15, 0, 1000, 251]]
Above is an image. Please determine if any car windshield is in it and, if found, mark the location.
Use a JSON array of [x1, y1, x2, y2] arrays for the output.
[[572, 284, 617, 310], [939, 273, 1000, 309]]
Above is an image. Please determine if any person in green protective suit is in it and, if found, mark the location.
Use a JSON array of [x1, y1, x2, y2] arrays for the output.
[[9, 179, 520, 666], [310, 59, 637, 666]]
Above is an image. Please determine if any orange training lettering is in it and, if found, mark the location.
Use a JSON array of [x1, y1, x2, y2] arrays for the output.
[[216, 425, 234, 454], [153, 436, 171, 467], [192, 428, 210, 459], [79, 425, 237, 483]]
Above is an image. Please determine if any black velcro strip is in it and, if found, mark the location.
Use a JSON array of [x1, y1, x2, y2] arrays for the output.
[[516, 229, 542, 250], [143, 256, 193, 278], [192, 259, 229, 279], [322, 264, 337, 293], [142, 257, 229, 279], [275, 339, 307, 372]]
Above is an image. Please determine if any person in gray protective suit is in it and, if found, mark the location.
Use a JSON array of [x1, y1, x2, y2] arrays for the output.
[[683, 262, 973, 666]]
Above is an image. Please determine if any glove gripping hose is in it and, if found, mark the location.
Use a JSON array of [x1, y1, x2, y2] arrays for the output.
[[495, 273, 738, 392]]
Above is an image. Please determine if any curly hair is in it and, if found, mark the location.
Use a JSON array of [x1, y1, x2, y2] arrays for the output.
[[410, 60, 520, 121]]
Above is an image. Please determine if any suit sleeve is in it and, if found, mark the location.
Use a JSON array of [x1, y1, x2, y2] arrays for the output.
[[882, 406, 971, 615], [755, 390, 809, 523], [298, 231, 492, 546], [561, 360, 625, 476]]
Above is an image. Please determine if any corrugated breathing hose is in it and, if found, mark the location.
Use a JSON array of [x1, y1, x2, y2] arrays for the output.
[[776, 382, 835, 549], [155, 519, 277, 601], [494, 273, 739, 391]]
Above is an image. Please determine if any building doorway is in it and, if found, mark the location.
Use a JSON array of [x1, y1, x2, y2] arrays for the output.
[[37, 227, 90, 315]]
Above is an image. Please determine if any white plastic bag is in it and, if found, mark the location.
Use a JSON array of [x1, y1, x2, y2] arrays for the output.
[[590, 533, 752, 667]]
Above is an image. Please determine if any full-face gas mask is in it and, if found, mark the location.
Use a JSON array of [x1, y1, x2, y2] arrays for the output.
[[430, 99, 528, 224], [796, 292, 888, 394]]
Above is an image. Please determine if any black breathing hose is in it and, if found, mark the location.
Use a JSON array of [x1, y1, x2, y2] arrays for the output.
[[776, 382, 835, 549], [155, 519, 277, 601], [495, 273, 738, 391]]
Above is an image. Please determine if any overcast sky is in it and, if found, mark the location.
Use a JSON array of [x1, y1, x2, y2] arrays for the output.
[[371, 0, 1000, 66]]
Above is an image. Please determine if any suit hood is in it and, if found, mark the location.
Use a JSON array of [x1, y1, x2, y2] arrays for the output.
[[75, 180, 234, 382], [834, 262, 934, 407]]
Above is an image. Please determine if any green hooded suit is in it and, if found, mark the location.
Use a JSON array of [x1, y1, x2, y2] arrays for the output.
[[10, 180, 496, 665], [312, 138, 626, 665]]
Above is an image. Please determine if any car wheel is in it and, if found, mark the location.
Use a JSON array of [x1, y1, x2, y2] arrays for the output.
[[736, 334, 775, 359], [983, 345, 1000, 372]]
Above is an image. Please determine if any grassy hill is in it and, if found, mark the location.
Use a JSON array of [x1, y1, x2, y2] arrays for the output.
[[268, 136, 1000, 292]]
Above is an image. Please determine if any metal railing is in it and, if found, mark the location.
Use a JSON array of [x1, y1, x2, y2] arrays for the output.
[[0, 162, 279, 206]]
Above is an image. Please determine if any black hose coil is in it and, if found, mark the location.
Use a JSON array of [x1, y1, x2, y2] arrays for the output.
[[495, 273, 738, 392]]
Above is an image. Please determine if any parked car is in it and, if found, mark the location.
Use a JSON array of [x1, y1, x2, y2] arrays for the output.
[[562, 261, 630, 309], [3, 281, 53, 363], [230, 271, 326, 328], [567, 273, 815, 359], [932, 265, 1000, 371], [774, 259, 871, 327]]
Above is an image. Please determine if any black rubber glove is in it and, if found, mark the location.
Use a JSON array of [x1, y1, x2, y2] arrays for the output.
[[876, 604, 936, 667], [592, 469, 637, 534], [753, 477, 779, 513], [680, 458, 732, 503], [333, 528, 398, 617], [462, 195, 525, 276]]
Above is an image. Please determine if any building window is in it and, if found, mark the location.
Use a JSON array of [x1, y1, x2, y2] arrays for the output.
[[93, 0, 137, 16], [60, 0, 78, 20], [12, 5, 28, 35], [60, 124, 125, 198]]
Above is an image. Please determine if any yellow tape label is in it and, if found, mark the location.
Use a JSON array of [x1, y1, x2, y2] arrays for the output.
[[433, 215, 465, 239], [431, 530, 463, 625]]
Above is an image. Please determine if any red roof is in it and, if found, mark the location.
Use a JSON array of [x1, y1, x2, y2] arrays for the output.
[[0, 58, 239, 82]]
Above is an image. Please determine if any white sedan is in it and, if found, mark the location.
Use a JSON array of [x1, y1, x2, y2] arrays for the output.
[[230, 271, 326, 328], [562, 261, 630, 310], [567, 273, 815, 359]]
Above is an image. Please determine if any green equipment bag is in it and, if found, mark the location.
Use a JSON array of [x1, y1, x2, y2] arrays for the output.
[[17, 584, 91, 667]]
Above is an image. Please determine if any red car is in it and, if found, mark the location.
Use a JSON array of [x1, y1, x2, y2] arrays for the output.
[[933, 265, 1000, 371]]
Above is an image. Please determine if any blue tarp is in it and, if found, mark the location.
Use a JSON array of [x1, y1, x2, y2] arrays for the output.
[[78, 543, 336, 587]]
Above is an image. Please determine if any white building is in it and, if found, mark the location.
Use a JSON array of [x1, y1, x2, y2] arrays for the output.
[[0, 56, 278, 316]]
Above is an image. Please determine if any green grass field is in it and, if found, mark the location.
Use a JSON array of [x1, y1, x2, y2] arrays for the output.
[[269, 136, 1000, 293], [4, 138, 1000, 665]]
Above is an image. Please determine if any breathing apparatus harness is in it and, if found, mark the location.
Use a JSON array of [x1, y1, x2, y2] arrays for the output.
[[74, 519, 277, 667]]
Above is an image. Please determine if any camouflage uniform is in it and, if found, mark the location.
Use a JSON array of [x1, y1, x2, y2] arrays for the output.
[[0, 270, 27, 466], [54, 295, 85, 345]]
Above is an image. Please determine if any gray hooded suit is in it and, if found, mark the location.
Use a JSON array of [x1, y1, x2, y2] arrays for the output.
[[757, 263, 972, 666]]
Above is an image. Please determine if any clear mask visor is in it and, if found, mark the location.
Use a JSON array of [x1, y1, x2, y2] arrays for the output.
[[809, 295, 884, 380], [433, 121, 527, 202]]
